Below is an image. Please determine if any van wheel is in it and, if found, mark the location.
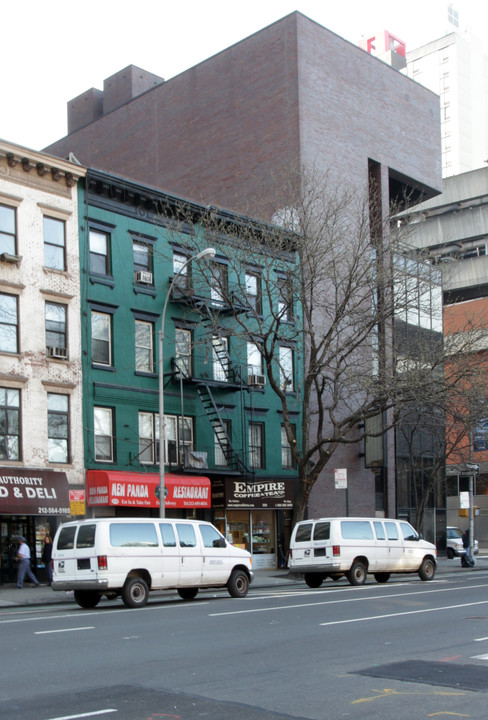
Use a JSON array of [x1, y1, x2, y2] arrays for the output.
[[122, 577, 149, 608], [418, 558, 436, 581], [178, 588, 198, 600], [374, 573, 390, 584], [74, 590, 101, 608], [346, 561, 367, 586], [227, 570, 249, 598], [304, 573, 324, 588]]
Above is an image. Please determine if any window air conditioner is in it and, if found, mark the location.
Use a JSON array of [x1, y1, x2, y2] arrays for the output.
[[47, 347, 68, 359], [248, 374, 266, 387], [134, 271, 153, 284]]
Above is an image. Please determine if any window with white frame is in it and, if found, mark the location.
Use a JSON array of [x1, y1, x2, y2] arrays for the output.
[[94, 407, 114, 462], [47, 393, 69, 463], [210, 262, 228, 303], [245, 270, 262, 314], [133, 240, 152, 274], [166, 415, 193, 466], [281, 424, 296, 469], [0, 293, 18, 353], [0, 387, 20, 460], [91, 311, 111, 365], [45, 302, 67, 355], [279, 345, 294, 391], [173, 250, 190, 290], [215, 419, 231, 466], [138, 411, 159, 464], [0, 204, 17, 255], [89, 228, 111, 276], [43, 216, 66, 271], [135, 320, 153, 373], [249, 422, 264, 468], [213, 335, 229, 381], [175, 327, 192, 378], [247, 341, 263, 377]]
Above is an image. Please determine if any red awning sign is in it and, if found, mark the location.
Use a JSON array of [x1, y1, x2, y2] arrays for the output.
[[86, 470, 211, 509]]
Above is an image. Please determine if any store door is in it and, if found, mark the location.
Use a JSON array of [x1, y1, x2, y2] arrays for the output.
[[0, 517, 36, 584]]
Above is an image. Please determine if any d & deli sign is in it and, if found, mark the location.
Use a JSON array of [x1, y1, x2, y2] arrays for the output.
[[0, 469, 70, 515]]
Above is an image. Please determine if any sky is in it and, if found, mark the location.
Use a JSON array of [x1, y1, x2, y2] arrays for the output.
[[3, 0, 487, 151]]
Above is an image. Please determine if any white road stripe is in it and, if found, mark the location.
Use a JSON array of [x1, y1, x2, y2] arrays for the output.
[[471, 653, 488, 660], [46, 710, 117, 719], [35, 626, 95, 634], [320, 600, 488, 627]]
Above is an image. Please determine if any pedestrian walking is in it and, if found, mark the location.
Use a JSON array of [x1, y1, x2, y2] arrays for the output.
[[42, 533, 53, 585], [16, 537, 40, 588]]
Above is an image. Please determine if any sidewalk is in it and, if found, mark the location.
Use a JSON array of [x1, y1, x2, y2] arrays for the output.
[[1, 557, 487, 609]]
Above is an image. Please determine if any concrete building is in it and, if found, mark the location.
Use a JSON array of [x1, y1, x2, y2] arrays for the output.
[[45, 11, 442, 523], [0, 140, 86, 582]]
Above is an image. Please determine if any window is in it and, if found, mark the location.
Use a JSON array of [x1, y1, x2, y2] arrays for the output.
[[215, 419, 231, 467], [135, 320, 153, 373], [279, 346, 294, 391], [199, 524, 224, 548], [0, 293, 18, 353], [341, 521, 374, 540], [110, 523, 158, 547], [213, 335, 229, 381], [89, 229, 110, 276], [77, 524, 96, 548], [173, 250, 190, 291], [0, 387, 20, 460], [210, 262, 228, 304], [91, 311, 111, 365], [247, 342, 263, 376], [384, 521, 399, 541], [133, 240, 152, 273], [245, 271, 262, 314], [57, 525, 76, 550], [281, 424, 295, 469], [295, 523, 313, 543], [166, 415, 193, 465], [313, 522, 330, 541], [94, 407, 114, 462], [277, 273, 292, 321], [138, 411, 159, 464], [175, 327, 192, 378], [47, 393, 69, 463], [43, 217, 66, 270], [159, 523, 177, 547], [0, 204, 16, 255], [249, 422, 264, 469], [176, 523, 197, 548], [45, 302, 67, 353]]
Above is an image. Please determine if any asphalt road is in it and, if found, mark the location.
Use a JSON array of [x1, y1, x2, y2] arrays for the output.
[[2, 569, 488, 720]]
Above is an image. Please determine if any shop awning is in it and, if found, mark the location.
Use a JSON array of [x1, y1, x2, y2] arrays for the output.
[[86, 470, 211, 509]]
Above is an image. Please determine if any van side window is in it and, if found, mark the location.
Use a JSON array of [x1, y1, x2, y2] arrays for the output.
[[199, 524, 224, 548], [373, 521, 386, 540], [57, 526, 76, 550], [341, 521, 373, 540], [77, 524, 96, 548], [384, 522, 399, 540], [159, 523, 177, 547], [295, 523, 313, 542], [400, 522, 418, 541], [110, 523, 158, 547], [176, 524, 197, 548], [313, 522, 330, 541]]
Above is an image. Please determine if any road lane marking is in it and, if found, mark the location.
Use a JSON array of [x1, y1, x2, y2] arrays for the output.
[[320, 600, 488, 626], [35, 626, 95, 634], [474, 636, 488, 641], [46, 711, 117, 719], [471, 653, 488, 660]]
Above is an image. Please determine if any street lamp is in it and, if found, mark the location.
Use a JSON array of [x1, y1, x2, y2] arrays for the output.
[[158, 247, 216, 518]]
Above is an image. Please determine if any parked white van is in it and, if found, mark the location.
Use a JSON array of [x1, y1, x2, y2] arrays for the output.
[[52, 518, 253, 608], [288, 517, 437, 587]]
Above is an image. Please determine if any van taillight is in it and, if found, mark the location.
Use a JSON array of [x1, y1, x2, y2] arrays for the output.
[[289, 549, 293, 558], [332, 545, 340, 556], [98, 555, 108, 570]]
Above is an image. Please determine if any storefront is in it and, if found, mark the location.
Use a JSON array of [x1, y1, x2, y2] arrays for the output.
[[0, 468, 70, 584], [212, 478, 294, 570], [86, 470, 211, 514]]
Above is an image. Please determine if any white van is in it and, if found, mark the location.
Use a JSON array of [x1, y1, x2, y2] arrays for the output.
[[288, 517, 437, 587], [52, 518, 253, 608]]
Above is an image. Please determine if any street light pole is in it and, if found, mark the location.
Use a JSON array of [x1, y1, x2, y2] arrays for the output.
[[158, 247, 216, 518]]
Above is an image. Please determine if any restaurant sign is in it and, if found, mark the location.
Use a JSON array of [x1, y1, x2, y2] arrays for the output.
[[0, 468, 70, 515]]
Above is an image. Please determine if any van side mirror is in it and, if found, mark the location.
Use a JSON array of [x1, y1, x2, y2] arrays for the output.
[[214, 538, 227, 548]]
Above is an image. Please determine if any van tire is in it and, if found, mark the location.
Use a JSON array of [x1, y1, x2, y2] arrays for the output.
[[227, 569, 249, 598], [74, 590, 101, 608], [418, 558, 436, 581], [374, 573, 390, 583], [178, 588, 198, 600], [346, 561, 367, 586], [304, 573, 324, 588], [122, 577, 149, 608]]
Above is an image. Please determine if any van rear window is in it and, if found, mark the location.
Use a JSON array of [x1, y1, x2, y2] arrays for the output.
[[57, 526, 76, 550], [295, 523, 313, 542], [77, 524, 96, 548], [341, 521, 374, 540], [110, 523, 158, 547], [313, 522, 330, 541]]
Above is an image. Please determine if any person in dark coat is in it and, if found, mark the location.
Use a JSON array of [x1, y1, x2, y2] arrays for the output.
[[42, 533, 53, 585]]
